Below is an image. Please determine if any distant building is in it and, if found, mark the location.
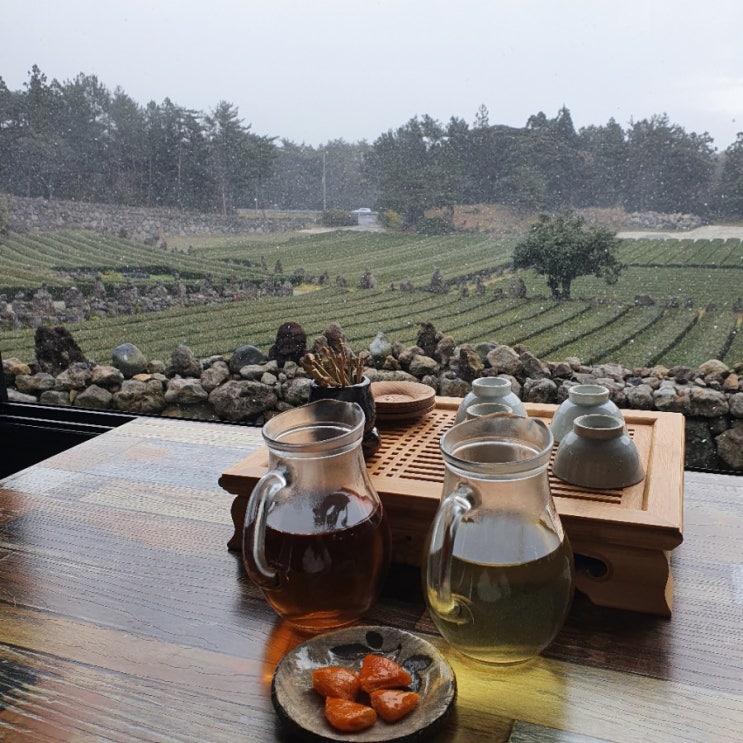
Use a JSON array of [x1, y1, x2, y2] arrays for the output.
[[352, 208, 377, 227]]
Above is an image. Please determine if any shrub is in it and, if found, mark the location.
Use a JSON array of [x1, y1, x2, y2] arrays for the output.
[[0, 195, 9, 235], [379, 209, 404, 230], [322, 209, 356, 227], [429, 268, 448, 294], [359, 268, 377, 289], [415, 215, 455, 236]]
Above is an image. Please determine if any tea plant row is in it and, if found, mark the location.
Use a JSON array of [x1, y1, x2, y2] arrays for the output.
[[1, 230, 741, 368], [620, 237, 743, 268]]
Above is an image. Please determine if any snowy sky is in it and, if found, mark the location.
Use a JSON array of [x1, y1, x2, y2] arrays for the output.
[[2, 0, 742, 149]]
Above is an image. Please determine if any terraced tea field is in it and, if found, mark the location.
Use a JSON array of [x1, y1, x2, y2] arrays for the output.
[[1, 229, 741, 368]]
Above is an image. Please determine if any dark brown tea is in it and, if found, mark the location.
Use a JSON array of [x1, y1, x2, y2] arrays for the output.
[[244, 488, 390, 632]]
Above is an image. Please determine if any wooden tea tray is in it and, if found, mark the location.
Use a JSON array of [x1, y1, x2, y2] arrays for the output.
[[219, 398, 685, 616]]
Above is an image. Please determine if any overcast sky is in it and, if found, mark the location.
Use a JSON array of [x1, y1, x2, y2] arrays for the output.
[[2, 0, 742, 150]]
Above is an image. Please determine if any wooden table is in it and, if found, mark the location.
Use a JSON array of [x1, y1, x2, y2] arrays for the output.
[[0, 417, 741, 742]]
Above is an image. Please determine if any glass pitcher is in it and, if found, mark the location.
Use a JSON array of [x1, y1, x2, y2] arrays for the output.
[[423, 415, 574, 664], [243, 399, 391, 633]]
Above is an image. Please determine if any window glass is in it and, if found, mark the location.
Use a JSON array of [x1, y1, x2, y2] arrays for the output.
[[1, 1, 741, 472]]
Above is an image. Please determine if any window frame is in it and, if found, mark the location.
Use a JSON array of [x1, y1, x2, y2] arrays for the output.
[[0, 350, 137, 477]]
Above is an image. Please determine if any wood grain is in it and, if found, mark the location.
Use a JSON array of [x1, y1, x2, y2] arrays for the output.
[[1, 417, 741, 742]]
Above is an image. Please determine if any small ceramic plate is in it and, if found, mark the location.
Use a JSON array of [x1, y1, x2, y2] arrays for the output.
[[371, 382, 436, 422], [271, 625, 457, 742]]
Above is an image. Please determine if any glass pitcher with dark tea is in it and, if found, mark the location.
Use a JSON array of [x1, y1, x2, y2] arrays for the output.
[[423, 414, 574, 664], [243, 399, 390, 633]]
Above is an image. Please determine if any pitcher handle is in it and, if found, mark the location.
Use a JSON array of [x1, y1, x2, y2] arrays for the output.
[[425, 484, 475, 621], [243, 466, 287, 588]]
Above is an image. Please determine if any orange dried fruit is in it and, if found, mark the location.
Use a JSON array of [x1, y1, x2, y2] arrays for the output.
[[311, 666, 361, 701], [324, 697, 377, 732], [370, 689, 420, 723], [358, 654, 412, 693]]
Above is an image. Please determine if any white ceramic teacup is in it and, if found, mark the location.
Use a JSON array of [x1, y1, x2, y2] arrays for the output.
[[552, 413, 645, 489], [550, 384, 623, 443]]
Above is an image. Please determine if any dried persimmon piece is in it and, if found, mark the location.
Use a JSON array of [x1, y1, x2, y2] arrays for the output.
[[312, 666, 360, 701], [324, 697, 377, 732], [358, 654, 412, 693], [370, 689, 420, 723]]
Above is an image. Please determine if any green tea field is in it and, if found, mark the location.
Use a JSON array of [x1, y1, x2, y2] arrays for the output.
[[1, 230, 741, 368]]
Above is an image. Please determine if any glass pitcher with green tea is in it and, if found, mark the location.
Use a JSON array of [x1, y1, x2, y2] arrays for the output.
[[423, 415, 574, 664]]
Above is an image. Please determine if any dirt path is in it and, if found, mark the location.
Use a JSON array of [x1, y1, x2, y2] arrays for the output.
[[618, 225, 743, 240], [302, 222, 743, 240]]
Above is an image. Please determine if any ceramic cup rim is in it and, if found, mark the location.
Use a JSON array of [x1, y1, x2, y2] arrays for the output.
[[471, 376, 511, 396], [567, 384, 611, 404], [573, 413, 625, 439]]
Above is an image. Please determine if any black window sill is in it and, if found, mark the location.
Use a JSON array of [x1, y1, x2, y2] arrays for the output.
[[0, 401, 137, 478]]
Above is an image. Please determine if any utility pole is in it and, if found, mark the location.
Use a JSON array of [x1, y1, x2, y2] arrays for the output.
[[322, 150, 327, 211]]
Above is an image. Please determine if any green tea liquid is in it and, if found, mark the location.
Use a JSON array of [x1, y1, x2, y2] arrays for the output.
[[429, 512, 574, 664]]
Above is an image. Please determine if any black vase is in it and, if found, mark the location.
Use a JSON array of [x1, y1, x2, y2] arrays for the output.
[[308, 376, 380, 459]]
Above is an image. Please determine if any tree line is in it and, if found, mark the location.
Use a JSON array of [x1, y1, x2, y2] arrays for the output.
[[0, 66, 276, 214], [366, 106, 742, 226], [1, 67, 742, 223]]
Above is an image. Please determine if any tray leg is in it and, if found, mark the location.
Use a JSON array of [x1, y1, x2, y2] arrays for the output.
[[572, 541, 673, 617], [228, 493, 248, 552]]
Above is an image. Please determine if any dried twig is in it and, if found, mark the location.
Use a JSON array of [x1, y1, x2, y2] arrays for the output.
[[301, 346, 364, 387]]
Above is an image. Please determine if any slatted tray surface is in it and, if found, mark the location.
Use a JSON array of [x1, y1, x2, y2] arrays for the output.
[[370, 402, 635, 501], [368, 399, 458, 485]]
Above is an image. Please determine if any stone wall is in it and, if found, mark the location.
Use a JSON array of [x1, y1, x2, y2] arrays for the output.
[[1, 269, 294, 331], [4, 194, 316, 242], [619, 211, 703, 231], [4, 336, 742, 473]]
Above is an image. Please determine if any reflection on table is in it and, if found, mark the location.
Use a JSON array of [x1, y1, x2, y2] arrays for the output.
[[0, 416, 741, 742]]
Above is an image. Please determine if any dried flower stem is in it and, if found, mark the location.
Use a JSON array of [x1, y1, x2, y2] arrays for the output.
[[301, 346, 365, 387]]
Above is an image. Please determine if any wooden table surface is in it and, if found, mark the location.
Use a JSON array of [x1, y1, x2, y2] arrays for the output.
[[0, 416, 741, 742]]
